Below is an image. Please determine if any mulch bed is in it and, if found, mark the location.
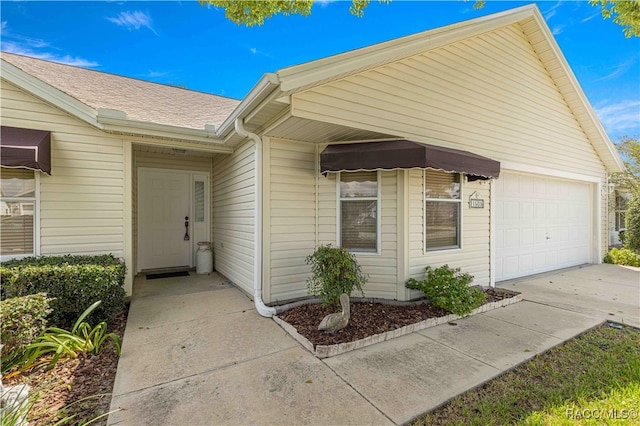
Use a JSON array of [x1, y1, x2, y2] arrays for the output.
[[3, 304, 129, 426], [277, 288, 515, 347]]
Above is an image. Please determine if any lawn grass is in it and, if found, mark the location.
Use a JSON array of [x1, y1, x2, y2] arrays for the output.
[[414, 322, 640, 425]]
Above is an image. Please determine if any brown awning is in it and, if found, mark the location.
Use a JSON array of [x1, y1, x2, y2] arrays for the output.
[[1, 126, 51, 175], [320, 140, 500, 181]]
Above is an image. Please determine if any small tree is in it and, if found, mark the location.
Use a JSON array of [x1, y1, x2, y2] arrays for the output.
[[306, 244, 367, 310], [625, 191, 640, 253]]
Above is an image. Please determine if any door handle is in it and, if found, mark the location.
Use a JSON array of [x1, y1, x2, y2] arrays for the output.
[[184, 216, 190, 241]]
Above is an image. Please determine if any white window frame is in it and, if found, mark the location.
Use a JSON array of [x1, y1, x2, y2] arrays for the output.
[[0, 170, 40, 261], [423, 170, 463, 253], [336, 171, 381, 255]]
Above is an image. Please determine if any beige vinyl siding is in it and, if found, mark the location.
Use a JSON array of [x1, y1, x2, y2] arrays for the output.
[[317, 168, 398, 300], [1, 79, 125, 256], [212, 140, 255, 296], [291, 24, 605, 178], [265, 138, 316, 303], [409, 170, 491, 295], [132, 149, 214, 273]]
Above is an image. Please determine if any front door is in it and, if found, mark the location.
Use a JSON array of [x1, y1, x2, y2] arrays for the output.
[[138, 169, 191, 270]]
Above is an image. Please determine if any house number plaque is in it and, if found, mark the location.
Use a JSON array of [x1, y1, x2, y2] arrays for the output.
[[469, 191, 484, 209]]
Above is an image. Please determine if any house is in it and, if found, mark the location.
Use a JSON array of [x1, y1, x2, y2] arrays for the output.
[[0, 5, 624, 316]]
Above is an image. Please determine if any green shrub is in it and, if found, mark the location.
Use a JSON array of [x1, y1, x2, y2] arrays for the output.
[[0, 293, 52, 361], [306, 244, 367, 310], [625, 192, 640, 253], [1, 254, 126, 327], [7, 301, 121, 373], [406, 265, 487, 316], [604, 247, 640, 266]]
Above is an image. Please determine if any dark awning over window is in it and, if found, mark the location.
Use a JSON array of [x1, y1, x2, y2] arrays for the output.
[[1, 126, 51, 175], [320, 140, 500, 181]]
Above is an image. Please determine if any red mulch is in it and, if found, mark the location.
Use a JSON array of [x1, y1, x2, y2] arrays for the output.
[[3, 305, 129, 426], [277, 288, 516, 347]]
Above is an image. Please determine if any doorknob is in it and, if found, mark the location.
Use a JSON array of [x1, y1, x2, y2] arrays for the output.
[[184, 216, 190, 241]]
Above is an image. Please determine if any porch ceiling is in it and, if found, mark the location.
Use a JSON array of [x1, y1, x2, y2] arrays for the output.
[[133, 143, 217, 158], [264, 116, 396, 143]]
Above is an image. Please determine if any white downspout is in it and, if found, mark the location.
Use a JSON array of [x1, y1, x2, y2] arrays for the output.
[[235, 118, 276, 317]]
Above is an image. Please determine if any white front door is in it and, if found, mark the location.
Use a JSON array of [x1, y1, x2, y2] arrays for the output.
[[495, 172, 592, 281], [138, 169, 191, 270]]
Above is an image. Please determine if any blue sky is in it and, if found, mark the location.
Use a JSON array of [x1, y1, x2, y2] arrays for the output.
[[1, 1, 638, 141]]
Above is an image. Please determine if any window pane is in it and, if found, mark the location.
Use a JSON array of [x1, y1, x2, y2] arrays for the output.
[[1, 201, 34, 255], [426, 201, 459, 250], [340, 171, 377, 198], [194, 181, 205, 222], [341, 200, 377, 252], [0, 168, 35, 198], [425, 170, 460, 199]]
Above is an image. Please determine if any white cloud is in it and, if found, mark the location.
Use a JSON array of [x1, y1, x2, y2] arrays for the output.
[[1, 21, 7, 32], [248, 47, 271, 57], [596, 99, 640, 137], [581, 11, 601, 23], [544, 1, 563, 21], [2, 41, 98, 67], [144, 70, 170, 78], [596, 57, 637, 81], [107, 11, 157, 35], [316, 0, 336, 7], [552, 25, 565, 35]]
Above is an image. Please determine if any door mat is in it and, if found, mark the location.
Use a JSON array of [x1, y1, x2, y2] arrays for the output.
[[146, 271, 190, 280]]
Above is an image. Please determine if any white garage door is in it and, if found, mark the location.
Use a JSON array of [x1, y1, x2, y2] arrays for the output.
[[495, 172, 592, 281]]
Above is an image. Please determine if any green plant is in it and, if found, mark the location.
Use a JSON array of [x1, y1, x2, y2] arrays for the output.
[[5, 301, 121, 373], [625, 192, 640, 253], [604, 247, 640, 266], [0, 293, 52, 361], [0, 254, 126, 327], [406, 265, 486, 316], [306, 244, 367, 310]]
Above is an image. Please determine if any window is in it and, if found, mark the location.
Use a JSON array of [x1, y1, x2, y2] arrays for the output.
[[194, 180, 205, 222], [615, 193, 629, 231], [1, 168, 36, 257], [339, 171, 378, 253], [425, 170, 461, 251]]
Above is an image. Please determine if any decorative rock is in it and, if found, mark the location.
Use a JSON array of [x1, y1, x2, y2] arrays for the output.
[[1, 383, 30, 426]]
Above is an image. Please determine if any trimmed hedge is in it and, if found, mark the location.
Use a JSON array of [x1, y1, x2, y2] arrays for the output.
[[0, 254, 126, 327], [0, 293, 52, 360]]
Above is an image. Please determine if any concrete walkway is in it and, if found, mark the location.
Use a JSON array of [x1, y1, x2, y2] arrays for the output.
[[108, 264, 639, 425]]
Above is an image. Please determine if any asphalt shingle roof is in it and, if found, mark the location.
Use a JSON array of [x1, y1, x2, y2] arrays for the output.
[[1, 52, 240, 130]]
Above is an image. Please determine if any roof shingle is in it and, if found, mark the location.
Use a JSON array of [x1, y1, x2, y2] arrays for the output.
[[1, 52, 240, 130]]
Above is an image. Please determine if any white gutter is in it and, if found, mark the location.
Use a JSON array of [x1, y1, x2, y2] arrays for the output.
[[234, 118, 277, 318], [217, 73, 280, 138]]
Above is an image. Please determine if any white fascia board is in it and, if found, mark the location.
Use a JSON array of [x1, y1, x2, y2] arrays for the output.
[[216, 73, 281, 137], [1, 59, 101, 129], [276, 4, 538, 92], [96, 115, 227, 147], [528, 8, 625, 173]]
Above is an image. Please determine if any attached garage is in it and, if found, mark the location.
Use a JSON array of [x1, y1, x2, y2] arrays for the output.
[[494, 171, 595, 281]]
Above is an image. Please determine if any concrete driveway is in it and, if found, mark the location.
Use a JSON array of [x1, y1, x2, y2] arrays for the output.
[[108, 264, 639, 425]]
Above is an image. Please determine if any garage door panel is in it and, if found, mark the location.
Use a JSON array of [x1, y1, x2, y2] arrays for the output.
[[496, 172, 592, 281]]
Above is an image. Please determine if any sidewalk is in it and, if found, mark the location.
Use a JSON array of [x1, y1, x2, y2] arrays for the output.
[[108, 264, 639, 425]]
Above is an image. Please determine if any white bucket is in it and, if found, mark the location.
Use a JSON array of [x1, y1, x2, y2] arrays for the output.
[[196, 241, 213, 274]]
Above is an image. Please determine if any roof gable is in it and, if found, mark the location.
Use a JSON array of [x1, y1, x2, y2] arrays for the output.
[[273, 4, 624, 173]]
